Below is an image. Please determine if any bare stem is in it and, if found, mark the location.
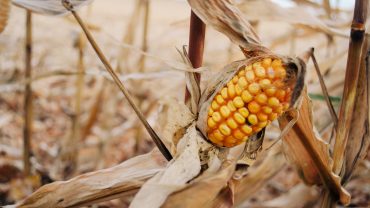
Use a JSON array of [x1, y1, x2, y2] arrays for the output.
[[62, 1, 172, 161], [23, 10, 32, 176], [185, 11, 206, 102]]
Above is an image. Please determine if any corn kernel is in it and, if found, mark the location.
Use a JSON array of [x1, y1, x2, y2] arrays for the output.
[[208, 117, 217, 129], [219, 124, 231, 136], [211, 101, 220, 110], [276, 89, 286, 101], [253, 61, 261, 68], [238, 76, 248, 89], [232, 76, 239, 84], [248, 114, 258, 125], [272, 59, 282, 69], [268, 97, 280, 107], [216, 95, 225, 104], [248, 83, 261, 95], [262, 58, 272, 68], [267, 67, 275, 79], [234, 112, 246, 124], [228, 84, 236, 98], [241, 125, 252, 134], [245, 65, 252, 71], [253, 127, 262, 133], [254, 66, 266, 78], [238, 107, 249, 117], [242, 136, 249, 142], [273, 80, 284, 88], [262, 106, 273, 114], [208, 133, 217, 143], [265, 87, 277, 96], [226, 136, 236, 144], [214, 130, 224, 141], [275, 106, 283, 114], [255, 93, 268, 104], [233, 96, 244, 108], [257, 112, 268, 122], [227, 101, 236, 112], [238, 69, 246, 77], [259, 79, 271, 89], [233, 129, 245, 140], [208, 108, 214, 116], [241, 90, 253, 103], [221, 87, 228, 99], [269, 113, 278, 121], [235, 84, 243, 95], [248, 101, 261, 113], [283, 103, 290, 110], [226, 118, 238, 129], [212, 112, 222, 122], [258, 121, 268, 128], [220, 106, 231, 118], [275, 67, 286, 78], [245, 70, 255, 82]]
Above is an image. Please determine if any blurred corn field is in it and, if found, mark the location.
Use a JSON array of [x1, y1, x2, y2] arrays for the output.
[[0, 0, 369, 207]]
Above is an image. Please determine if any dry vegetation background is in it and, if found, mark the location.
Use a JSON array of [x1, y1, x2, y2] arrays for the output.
[[0, 0, 369, 207]]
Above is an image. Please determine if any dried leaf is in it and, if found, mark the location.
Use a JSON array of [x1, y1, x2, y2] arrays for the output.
[[16, 150, 167, 208], [0, 0, 10, 33], [12, 0, 93, 15]]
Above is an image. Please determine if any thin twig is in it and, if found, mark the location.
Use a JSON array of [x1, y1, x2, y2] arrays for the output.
[[62, 0, 172, 161], [23, 10, 32, 176]]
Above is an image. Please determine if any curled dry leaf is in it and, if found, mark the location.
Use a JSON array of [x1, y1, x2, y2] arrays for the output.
[[16, 150, 167, 208], [12, 0, 93, 15], [237, 0, 348, 38], [279, 90, 350, 205], [0, 0, 10, 33]]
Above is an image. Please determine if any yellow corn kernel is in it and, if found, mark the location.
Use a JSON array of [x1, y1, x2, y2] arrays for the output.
[[214, 130, 224, 141], [267, 67, 275, 79], [275, 67, 286, 79], [241, 124, 252, 134], [242, 136, 249, 142], [225, 136, 236, 144], [248, 101, 261, 113], [228, 84, 236, 98], [254, 66, 266, 78], [219, 124, 231, 136], [248, 83, 261, 95], [262, 106, 273, 114], [262, 58, 272, 68], [208, 133, 217, 143], [275, 106, 283, 114], [245, 65, 253, 71], [283, 103, 290, 110], [268, 97, 280, 108], [245, 70, 255, 82], [208, 108, 214, 116], [238, 69, 246, 77], [233, 129, 245, 140], [226, 118, 238, 129], [259, 79, 271, 89], [232, 76, 239, 84], [276, 89, 286, 101], [233, 96, 244, 108], [258, 121, 268, 128], [227, 101, 236, 112], [273, 80, 284, 88], [241, 90, 253, 103], [212, 112, 222, 122], [208, 117, 217, 129], [257, 112, 268, 122], [216, 95, 225, 104], [253, 126, 262, 133], [238, 76, 248, 89], [234, 112, 246, 124], [211, 101, 220, 110], [269, 113, 278, 121], [272, 59, 282, 69], [255, 93, 268, 104], [265, 87, 277, 96], [235, 84, 243, 95], [220, 106, 231, 118], [238, 107, 249, 118], [253, 61, 262, 68], [221, 87, 228, 99], [248, 114, 258, 125]]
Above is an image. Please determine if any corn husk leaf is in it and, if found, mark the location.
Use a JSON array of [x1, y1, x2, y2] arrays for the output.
[[12, 0, 93, 15], [15, 150, 167, 208], [0, 0, 10, 33], [278, 90, 350, 205]]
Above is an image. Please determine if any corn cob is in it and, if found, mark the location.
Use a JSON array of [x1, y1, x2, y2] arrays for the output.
[[206, 58, 292, 147]]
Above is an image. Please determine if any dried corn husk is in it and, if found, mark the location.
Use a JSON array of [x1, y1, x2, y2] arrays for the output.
[[0, 0, 10, 33], [12, 0, 93, 15]]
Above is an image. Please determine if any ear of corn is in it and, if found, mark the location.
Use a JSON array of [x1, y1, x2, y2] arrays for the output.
[[206, 58, 292, 147]]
